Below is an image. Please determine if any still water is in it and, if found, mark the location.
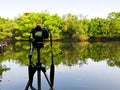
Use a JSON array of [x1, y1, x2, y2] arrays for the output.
[[0, 41, 120, 90]]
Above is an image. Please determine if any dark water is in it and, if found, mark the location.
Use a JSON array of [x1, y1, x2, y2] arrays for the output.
[[0, 41, 120, 90]]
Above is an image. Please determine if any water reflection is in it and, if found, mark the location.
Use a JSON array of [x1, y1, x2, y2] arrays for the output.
[[1, 41, 120, 67], [1, 60, 28, 90], [0, 41, 120, 90]]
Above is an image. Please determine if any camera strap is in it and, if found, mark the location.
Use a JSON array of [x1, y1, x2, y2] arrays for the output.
[[50, 32, 55, 87]]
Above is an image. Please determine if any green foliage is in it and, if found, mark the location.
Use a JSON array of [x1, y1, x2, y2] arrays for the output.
[[43, 13, 64, 40], [107, 12, 120, 19], [88, 17, 108, 38], [0, 11, 120, 41], [0, 17, 15, 39], [62, 14, 89, 41]]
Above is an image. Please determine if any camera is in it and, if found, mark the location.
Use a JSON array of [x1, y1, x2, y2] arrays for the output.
[[31, 25, 49, 42]]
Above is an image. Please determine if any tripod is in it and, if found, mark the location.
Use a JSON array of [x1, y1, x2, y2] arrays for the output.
[[25, 40, 54, 90]]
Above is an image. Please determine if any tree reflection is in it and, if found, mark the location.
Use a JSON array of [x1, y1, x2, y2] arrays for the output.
[[0, 41, 120, 68], [0, 64, 10, 82]]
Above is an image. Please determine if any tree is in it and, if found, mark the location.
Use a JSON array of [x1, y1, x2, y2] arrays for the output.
[[62, 14, 89, 41], [0, 17, 16, 39], [107, 12, 120, 39], [14, 12, 39, 40], [107, 12, 120, 19], [88, 17, 110, 39], [43, 13, 63, 40]]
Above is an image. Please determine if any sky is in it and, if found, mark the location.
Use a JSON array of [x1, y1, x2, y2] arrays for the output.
[[0, 0, 120, 19]]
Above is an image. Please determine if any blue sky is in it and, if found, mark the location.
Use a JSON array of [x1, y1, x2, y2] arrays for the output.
[[0, 0, 120, 18]]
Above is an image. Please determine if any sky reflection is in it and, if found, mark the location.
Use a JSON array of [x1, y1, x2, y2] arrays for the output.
[[1, 59, 120, 90]]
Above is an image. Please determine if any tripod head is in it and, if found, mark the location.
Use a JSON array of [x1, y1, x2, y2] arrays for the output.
[[32, 39, 43, 49]]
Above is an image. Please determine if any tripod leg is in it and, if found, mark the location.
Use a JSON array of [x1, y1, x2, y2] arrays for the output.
[[25, 81, 37, 90], [29, 65, 36, 89], [43, 72, 54, 90], [50, 64, 54, 87], [25, 81, 29, 90], [37, 70, 41, 90]]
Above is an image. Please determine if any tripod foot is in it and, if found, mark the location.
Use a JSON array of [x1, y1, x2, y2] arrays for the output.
[[31, 86, 37, 90]]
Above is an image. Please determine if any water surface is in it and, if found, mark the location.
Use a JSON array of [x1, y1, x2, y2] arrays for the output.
[[0, 41, 120, 90]]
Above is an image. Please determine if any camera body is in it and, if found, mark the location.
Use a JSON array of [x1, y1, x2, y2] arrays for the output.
[[31, 25, 49, 42], [31, 25, 49, 48]]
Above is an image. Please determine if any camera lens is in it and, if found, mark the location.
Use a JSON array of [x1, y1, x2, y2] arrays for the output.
[[35, 31, 42, 37]]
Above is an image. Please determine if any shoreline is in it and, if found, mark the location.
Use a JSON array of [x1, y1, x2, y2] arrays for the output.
[[1, 37, 120, 43]]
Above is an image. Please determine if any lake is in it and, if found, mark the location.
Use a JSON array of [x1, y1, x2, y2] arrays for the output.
[[0, 41, 120, 90]]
